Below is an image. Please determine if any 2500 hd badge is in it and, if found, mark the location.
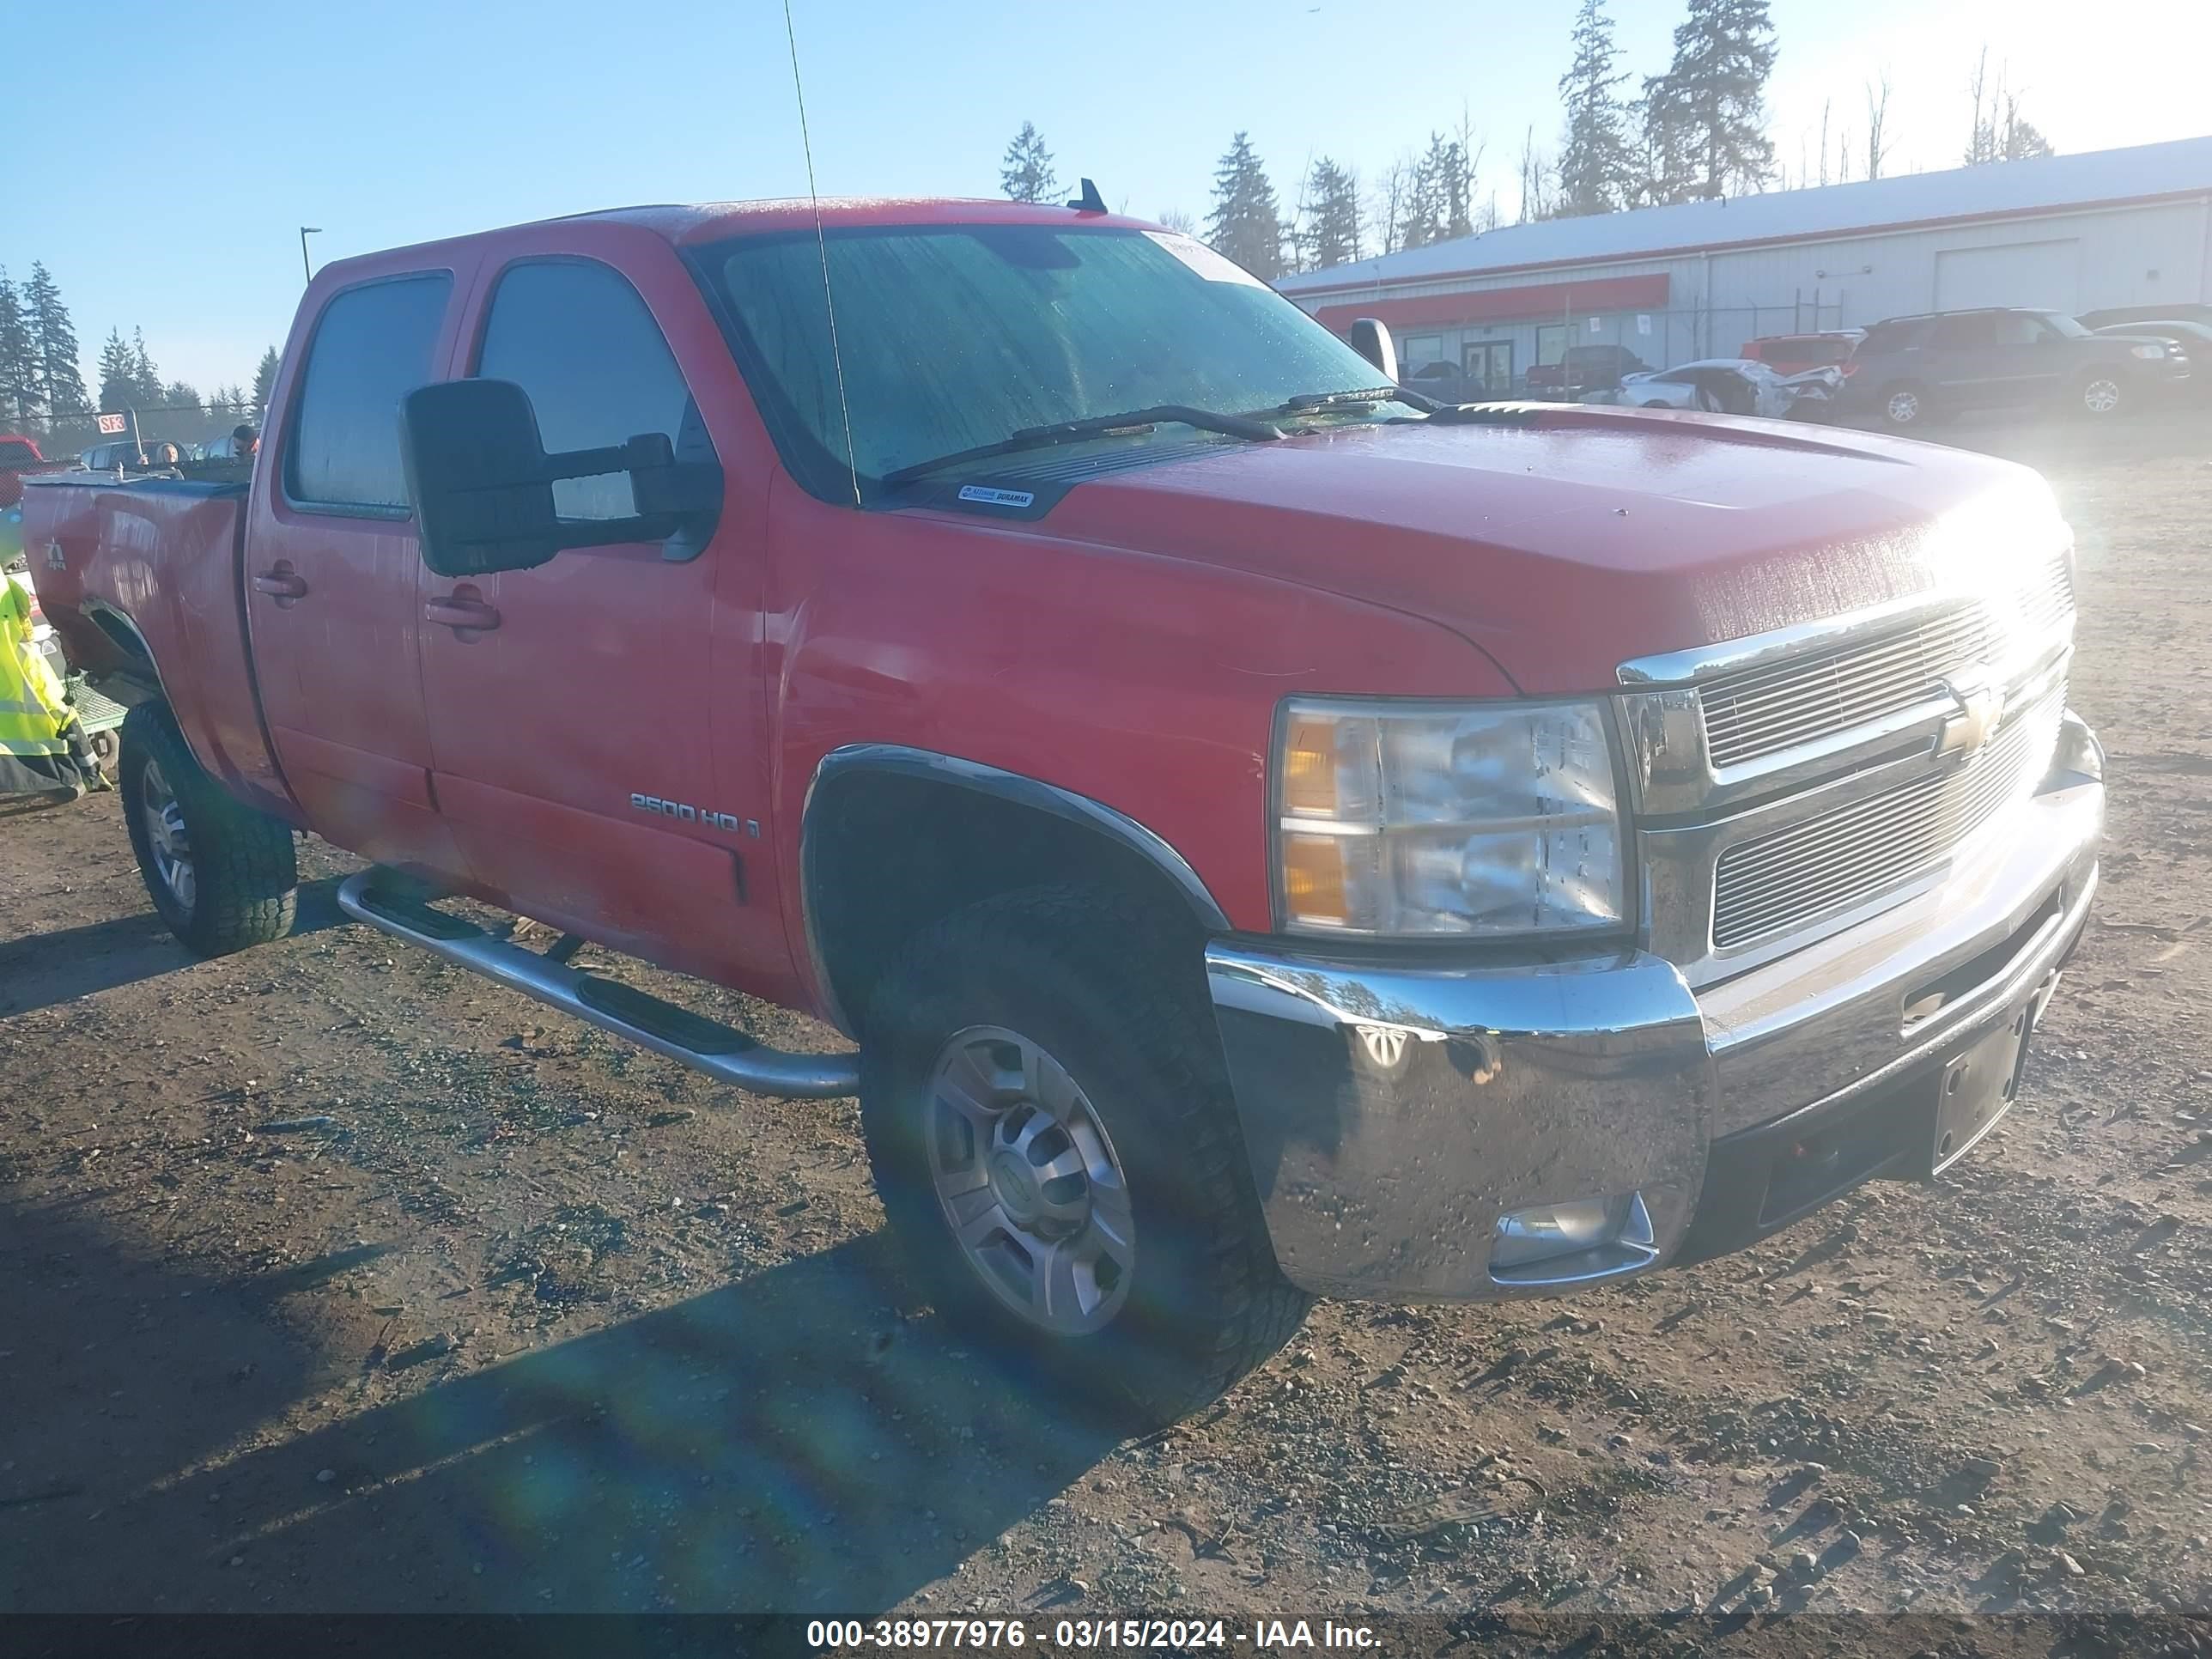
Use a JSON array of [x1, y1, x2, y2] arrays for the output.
[[629, 793, 757, 836]]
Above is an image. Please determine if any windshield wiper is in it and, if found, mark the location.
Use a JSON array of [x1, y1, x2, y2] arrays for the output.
[[1272, 386, 1431, 414], [882, 404, 1284, 488]]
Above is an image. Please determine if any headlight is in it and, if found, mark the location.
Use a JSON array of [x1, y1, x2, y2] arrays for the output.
[[2130, 343, 2168, 360], [1274, 696, 1627, 937]]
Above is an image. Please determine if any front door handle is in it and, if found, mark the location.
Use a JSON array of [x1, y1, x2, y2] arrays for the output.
[[251, 563, 308, 600], [424, 592, 501, 633]]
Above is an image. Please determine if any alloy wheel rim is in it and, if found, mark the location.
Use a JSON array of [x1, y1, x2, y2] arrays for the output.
[[140, 758, 195, 912], [2084, 379, 2121, 414], [923, 1024, 1135, 1335], [1888, 390, 1920, 422]]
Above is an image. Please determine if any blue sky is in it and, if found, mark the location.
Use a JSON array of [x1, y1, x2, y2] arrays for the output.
[[13, 0, 2209, 395]]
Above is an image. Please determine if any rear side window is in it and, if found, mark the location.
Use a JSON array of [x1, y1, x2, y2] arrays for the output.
[[475, 260, 707, 522], [0, 439, 35, 467], [286, 274, 452, 511]]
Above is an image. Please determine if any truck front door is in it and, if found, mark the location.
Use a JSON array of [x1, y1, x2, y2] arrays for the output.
[[247, 270, 469, 878], [416, 241, 784, 992]]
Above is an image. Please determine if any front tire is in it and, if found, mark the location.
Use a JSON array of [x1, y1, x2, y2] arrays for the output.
[[2079, 372, 2124, 417], [1880, 381, 1929, 428], [119, 703, 297, 956], [859, 884, 1310, 1425]]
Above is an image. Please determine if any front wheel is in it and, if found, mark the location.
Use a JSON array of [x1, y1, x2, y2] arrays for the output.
[[119, 703, 297, 956], [1880, 382, 1929, 428], [859, 885, 1310, 1425]]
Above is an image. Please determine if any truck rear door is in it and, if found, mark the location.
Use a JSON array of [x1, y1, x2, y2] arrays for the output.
[[246, 269, 471, 878]]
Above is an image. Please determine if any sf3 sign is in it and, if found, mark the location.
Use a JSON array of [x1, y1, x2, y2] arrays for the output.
[[95, 412, 128, 434]]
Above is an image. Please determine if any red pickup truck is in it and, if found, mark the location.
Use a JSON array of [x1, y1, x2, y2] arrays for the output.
[[25, 198, 2104, 1421]]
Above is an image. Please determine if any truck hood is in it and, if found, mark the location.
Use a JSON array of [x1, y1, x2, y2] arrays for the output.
[[1032, 407, 2056, 695]]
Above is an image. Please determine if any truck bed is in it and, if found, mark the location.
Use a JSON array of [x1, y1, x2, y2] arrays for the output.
[[21, 474, 295, 820]]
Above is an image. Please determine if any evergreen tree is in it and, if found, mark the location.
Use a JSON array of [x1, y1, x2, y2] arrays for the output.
[[95, 329, 138, 414], [130, 328, 164, 404], [1557, 0, 1636, 216], [1000, 122, 1059, 204], [251, 346, 282, 422], [23, 262, 88, 416], [1638, 0, 1778, 202], [1303, 158, 1363, 270], [1205, 132, 1284, 281], [0, 270, 41, 428]]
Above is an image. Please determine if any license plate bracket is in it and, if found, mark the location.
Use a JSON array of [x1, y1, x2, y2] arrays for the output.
[[1928, 997, 2039, 1176]]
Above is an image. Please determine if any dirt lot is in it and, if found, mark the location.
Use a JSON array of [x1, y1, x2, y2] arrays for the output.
[[3, 407, 2210, 1650]]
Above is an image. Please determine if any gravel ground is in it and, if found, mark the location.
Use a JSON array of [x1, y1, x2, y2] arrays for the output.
[[3, 406, 2209, 1652]]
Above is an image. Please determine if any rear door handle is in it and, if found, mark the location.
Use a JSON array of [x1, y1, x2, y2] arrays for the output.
[[424, 594, 501, 632], [251, 564, 307, 599]]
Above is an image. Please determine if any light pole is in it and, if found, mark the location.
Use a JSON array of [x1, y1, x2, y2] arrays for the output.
[[300, 227, 323, 283]]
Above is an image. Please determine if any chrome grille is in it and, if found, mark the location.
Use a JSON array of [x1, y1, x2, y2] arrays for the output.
[[1711, 687, 2064, 949], [1698, 557, 2073, 770]]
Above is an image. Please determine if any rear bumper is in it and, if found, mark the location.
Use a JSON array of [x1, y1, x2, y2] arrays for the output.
[[1205, 712, 2104, 1302]]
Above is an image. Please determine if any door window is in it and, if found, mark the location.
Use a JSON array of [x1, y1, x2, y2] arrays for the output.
[[1932, 313, 1998, 351], [284, 275, 453, 511], [475, 260, 710, 521]]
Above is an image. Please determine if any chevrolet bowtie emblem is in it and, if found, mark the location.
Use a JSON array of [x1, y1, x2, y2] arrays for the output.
[[1933, 672, 2005, 759]]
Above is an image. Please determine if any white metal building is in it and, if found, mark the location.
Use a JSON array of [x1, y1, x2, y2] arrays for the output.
[[1275, 136, 2212, 390]]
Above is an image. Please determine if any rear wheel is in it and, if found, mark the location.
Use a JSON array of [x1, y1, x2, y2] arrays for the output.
[[2079, 372, 2125, 417], [119, 703, 297, 956], [1880, 382, 1929, 428], [859, 884, 1310, 1425]]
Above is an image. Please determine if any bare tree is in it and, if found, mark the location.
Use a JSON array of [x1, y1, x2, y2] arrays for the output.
[[1516, 125, 1556, 222], [1965, 47, 2053, 165], [1864, 71, 1892, 179], [1816, 99, 1831, 186], [1156, 208, 1197, 236], [1370, 155, 1415, 254]]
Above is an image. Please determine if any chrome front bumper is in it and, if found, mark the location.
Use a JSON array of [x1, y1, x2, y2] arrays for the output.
[[1205, 712, 2105, 1303]]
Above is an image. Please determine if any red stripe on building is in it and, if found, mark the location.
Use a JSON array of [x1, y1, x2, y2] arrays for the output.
[[1313, 272, 1670, 333]]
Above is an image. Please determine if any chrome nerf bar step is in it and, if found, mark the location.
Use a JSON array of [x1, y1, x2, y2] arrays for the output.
[[336, 870, 859, 1100]]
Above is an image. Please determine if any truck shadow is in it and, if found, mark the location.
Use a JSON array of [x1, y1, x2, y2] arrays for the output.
[[0, 876, 349, 1016], [6, 1219, 1121, 1613]]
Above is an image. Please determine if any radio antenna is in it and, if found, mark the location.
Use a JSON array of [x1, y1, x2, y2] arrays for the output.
[[781, 0, 862, 508]]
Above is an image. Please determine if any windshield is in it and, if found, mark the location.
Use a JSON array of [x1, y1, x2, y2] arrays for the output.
[[697, 224, 1394, 499], [2043, 313, 2093, 338]]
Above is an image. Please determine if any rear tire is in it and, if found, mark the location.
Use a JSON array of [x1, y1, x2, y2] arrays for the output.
[[858, 884, 1310, 1426], [119, 702, 297, 956]]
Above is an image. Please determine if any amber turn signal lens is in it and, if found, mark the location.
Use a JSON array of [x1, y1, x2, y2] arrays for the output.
[[1279, 832, 1351, 926], [1280, 714, 1339, 815]]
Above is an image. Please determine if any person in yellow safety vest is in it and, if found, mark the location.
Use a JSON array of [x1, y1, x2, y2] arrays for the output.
[[2, 569, 106, 803]]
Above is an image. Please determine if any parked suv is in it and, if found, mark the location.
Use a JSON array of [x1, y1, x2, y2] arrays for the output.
[[1525, 343, 1650, 397], [1844, 307, 2189, 428]]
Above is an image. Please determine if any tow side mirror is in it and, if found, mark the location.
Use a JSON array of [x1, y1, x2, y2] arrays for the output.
[[1346, 317, 1399, 383], [398, 378, 722, 579]]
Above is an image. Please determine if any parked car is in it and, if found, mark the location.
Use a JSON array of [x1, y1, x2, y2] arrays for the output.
[[2077, 302, 2212, 332], [1589, 358, 1842, 419], [1842, 307, 2190, 428], [1399, 360, 1479, 404], [1, 433, 72, 515], [2089, 319, 2212, 396], [1524, 343, 1650, 396], [76, 439, 156, 471], [25, 198, 2103, 1425], [1739, 331, 1863, 376]]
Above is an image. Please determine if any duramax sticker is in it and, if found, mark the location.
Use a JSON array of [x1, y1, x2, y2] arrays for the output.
[[1143, 232, 1267, 288], [957, 485, 1037, 507]]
